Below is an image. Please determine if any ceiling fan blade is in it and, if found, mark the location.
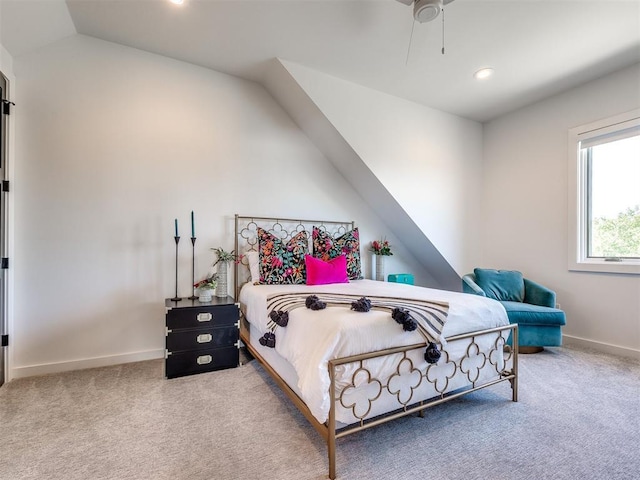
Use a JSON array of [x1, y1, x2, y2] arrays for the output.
[[443, 0, 455, 5]]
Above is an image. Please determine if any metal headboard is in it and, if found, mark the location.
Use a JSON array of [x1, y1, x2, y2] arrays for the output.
[[234, 214, 355, 299]]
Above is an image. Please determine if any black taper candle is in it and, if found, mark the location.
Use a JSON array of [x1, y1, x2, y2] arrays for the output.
[[188, 236, 197, 300], [170, 236, 181, 301]]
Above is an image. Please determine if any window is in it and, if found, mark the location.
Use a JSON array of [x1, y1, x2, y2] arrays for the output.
[[568, 110, 640, 275]]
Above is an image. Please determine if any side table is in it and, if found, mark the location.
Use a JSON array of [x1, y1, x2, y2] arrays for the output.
[[165, 296, 239, 379]]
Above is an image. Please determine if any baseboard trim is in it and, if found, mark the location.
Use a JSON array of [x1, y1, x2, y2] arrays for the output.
[[563, 334, 640, 360], [8, 337, 638, 379], [9, 349, 164, 380]]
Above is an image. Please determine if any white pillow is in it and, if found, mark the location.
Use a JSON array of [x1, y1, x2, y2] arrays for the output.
[[246, 251, 260, 284]]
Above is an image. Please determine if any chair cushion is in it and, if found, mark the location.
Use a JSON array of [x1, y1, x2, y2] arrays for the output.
[[501, 301, 566, 327], [473, 268, 525, 302]]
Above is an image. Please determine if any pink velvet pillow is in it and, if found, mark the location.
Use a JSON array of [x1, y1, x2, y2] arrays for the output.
[[305, 254, 349, 286]]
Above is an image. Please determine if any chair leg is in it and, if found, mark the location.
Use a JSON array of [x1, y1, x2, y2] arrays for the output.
[[519, 346, 544, 354]]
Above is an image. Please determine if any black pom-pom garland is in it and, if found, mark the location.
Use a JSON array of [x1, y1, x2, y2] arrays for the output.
[[259, 332, 276, 348], [351, 297, 372, 312], [269, 310, 289, 327], [424, 342, 441, 364], [305, 295, 327, 310], [264, 296, 436, 353], [391, 307, 417, 331]]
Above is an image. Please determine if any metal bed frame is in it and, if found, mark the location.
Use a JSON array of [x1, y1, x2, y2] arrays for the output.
[[234, 214, 518, 479]]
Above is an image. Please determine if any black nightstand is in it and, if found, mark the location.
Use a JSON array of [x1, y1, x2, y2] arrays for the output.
[[165, 296, 240, 379]]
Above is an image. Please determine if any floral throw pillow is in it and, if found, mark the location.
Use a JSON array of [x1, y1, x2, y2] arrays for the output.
[[258, 228, 308, 285], [312, 226, 362, 280]]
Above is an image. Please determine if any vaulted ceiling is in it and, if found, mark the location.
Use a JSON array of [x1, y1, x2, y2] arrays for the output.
[[1, 0, 639, 122]]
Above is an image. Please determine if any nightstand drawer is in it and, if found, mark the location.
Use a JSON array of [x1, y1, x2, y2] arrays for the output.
[[166, 304, 238, 330], [165, 345, 239, 378], [167, 325, 239, 353]]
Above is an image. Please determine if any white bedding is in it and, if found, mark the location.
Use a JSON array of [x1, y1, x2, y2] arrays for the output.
[[240, 279, 509, 423]]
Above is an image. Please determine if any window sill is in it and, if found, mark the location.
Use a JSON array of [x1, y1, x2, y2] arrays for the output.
[[569, 259, 640, 275]]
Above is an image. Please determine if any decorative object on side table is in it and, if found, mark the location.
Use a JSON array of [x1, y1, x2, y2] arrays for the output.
[[388, 273, 414, 285], [371, 238, 393, 281], [188, 210, 198, 300], [194, 275, 218, 302], [171, 218, 182, 301], [211, 247, 242, 298]]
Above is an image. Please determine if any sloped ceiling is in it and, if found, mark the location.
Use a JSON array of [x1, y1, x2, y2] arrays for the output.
[[0, 0, 75, 57]]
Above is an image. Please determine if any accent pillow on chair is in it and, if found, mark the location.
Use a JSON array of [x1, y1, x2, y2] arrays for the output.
[[473, 268, 525, 303]]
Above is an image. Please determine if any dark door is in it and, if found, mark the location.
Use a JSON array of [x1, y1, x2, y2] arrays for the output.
[[0, 72, 7, 386]]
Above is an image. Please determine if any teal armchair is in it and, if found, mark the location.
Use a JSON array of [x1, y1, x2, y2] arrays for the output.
[[462, 268, 566, 353]]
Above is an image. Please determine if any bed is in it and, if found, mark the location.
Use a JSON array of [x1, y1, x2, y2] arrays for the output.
[[233, 215, 518, 479]]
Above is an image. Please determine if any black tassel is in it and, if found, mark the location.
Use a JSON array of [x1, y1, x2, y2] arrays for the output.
[[391, 307, 410, 324], [391, 307, 417, 331], [259, 332, 276, 348], [269, 310, 289, 327], [351, 297, 372, 312], [305, 295, 326, 310], [305, 295, 318, 308], [424, 342, 441, 364], [402, 318, 417, 331]]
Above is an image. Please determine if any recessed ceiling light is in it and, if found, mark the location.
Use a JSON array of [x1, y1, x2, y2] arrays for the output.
[[169, 0, 184, 5], [474, 68, 494, 80]]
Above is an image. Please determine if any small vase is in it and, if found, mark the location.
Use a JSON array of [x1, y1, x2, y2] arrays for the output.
[[216, 260, 229, 298], [375, 255, 385, 281], [198, 289, 213, 302]]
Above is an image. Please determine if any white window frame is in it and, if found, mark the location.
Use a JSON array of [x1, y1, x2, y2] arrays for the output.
[[567, 109, 640, 275]]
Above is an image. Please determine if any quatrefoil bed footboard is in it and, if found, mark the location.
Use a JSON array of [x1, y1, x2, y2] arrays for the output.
[[240, 322, 518, 479], [326, 324, 518, 479]]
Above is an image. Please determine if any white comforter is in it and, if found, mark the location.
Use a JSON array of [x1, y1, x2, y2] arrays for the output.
[[240, 280, 508, 423]]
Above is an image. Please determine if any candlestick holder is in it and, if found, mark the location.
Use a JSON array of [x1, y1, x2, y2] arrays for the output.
[[171, 236, 181, 302], [188, 236, 197, 300]]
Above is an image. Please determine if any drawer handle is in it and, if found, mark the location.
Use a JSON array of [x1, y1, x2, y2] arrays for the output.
[[197, 355, 212, 365], [197, 312, 213, 322], [196, 333, 213, 344]]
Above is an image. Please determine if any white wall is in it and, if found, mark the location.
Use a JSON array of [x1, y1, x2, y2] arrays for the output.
[[483, 63, 640, 357], [279, 61, 484, 277], [1, 44, 14, 77], [10, 34, 419, 378]]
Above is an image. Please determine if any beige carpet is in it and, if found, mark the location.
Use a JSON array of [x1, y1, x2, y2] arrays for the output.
[[1, 345, 639, 480]]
